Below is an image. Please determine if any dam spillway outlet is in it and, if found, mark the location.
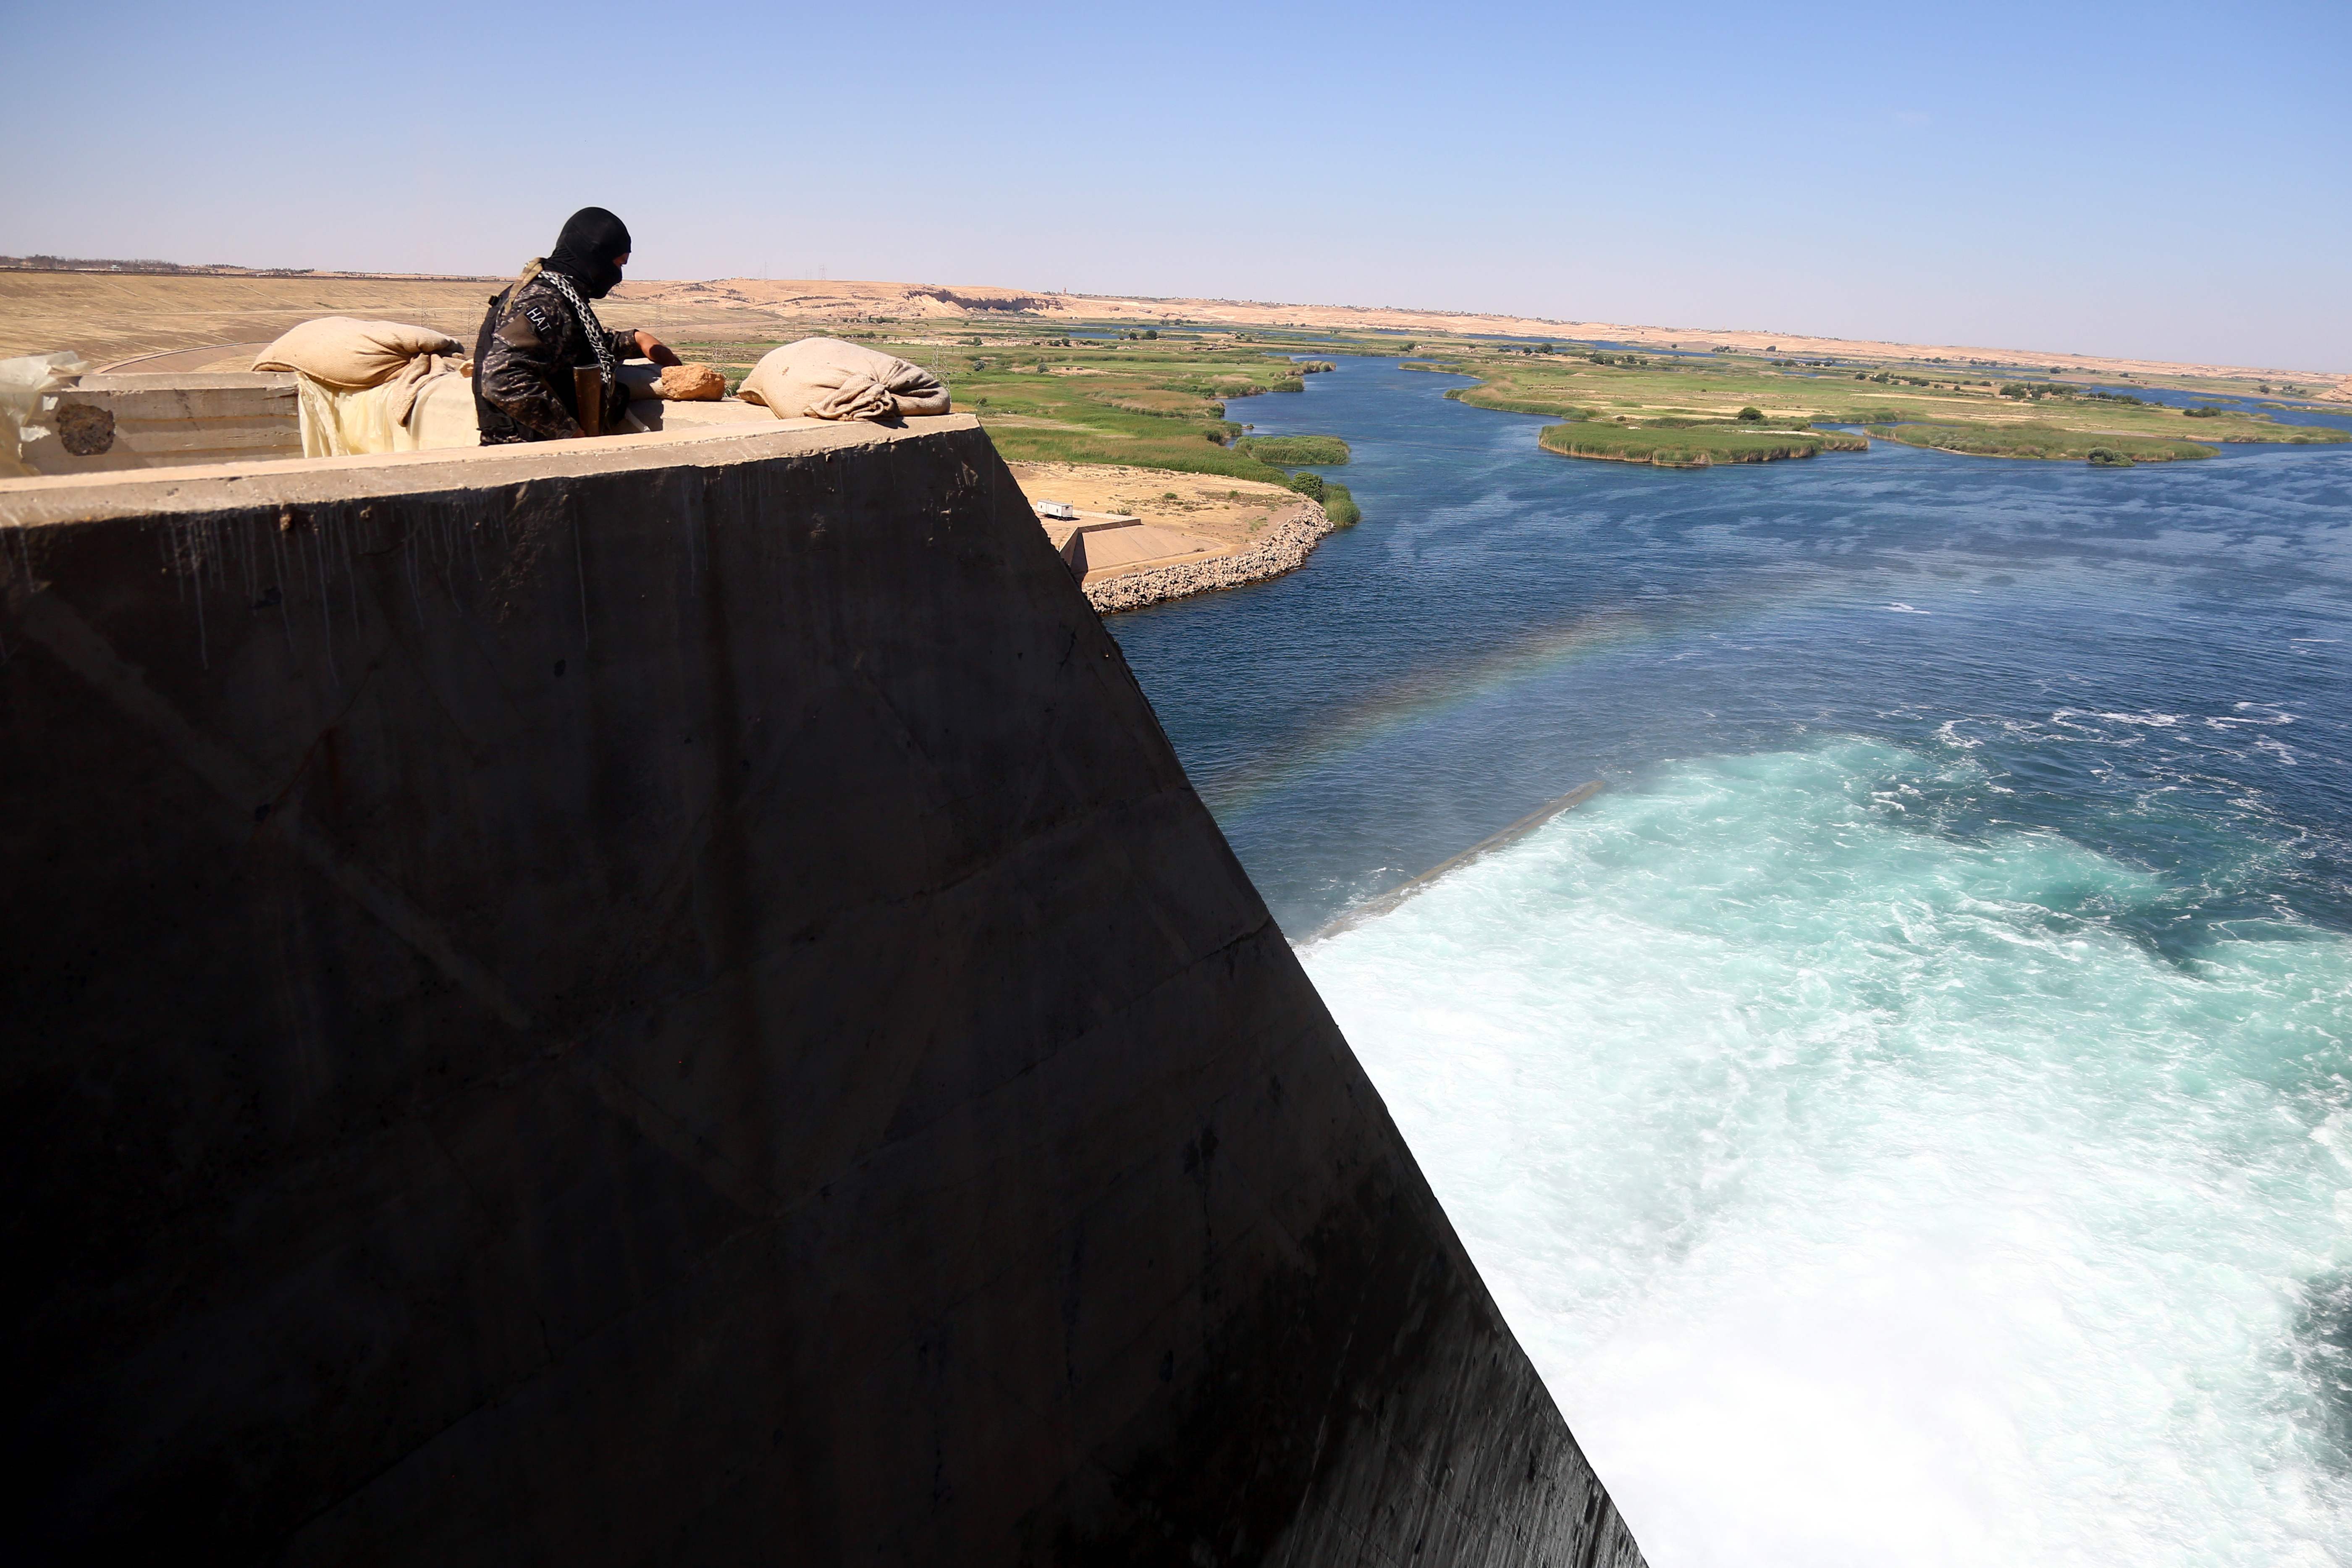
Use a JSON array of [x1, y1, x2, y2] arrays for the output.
[[0, 417, 1645, 1566]]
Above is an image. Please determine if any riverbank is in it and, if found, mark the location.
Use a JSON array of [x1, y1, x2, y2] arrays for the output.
[[1005, 461, 1336, 612], [1083, 496, 1334, 614]]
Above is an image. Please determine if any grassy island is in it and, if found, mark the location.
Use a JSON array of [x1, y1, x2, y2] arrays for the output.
[[1422, 348, 2345, 456], [1539, 422, 1856, 468], [1237, 435, 1351, 465], [1864, 421, 2217, 463]]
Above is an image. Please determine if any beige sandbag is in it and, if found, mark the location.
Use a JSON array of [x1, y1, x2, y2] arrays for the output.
[[252, 317, 462, 391], [737, 337, 949, 421]]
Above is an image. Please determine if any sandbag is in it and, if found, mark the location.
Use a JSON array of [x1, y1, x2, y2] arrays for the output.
[[252, 317, 462, 391], [737, 337, 949, 422]]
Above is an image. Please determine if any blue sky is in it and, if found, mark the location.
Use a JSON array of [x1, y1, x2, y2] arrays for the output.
[[9, 1, 2347, 368]]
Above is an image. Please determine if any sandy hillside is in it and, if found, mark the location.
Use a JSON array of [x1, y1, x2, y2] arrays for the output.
[[0, 273, 506, 366], [0, 273, 1067, 366], [4, 269, 2336, 383]]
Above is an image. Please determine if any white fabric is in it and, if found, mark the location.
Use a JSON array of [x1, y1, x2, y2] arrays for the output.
[[294, 365, 478, 456], [0, 351, 89, 478], [406, 372, 481, 449]]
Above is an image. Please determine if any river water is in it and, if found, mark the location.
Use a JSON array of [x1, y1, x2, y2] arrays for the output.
[[1107, 362, 2352, 1565]]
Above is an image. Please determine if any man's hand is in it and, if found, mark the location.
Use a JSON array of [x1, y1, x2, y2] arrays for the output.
[[633, 329, 683, 367]]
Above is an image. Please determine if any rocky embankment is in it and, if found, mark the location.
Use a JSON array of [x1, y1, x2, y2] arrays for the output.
[[1084, 498, 1334, 614]]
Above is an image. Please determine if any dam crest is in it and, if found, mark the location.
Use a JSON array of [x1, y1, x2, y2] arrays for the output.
[[0, 414, 1644, 1565]]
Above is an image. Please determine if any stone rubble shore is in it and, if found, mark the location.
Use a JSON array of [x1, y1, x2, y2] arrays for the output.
[[1084, 499, 1335, 615]]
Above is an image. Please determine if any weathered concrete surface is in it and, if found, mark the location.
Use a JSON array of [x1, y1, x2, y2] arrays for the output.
[[0, 419, 1645, 1567], [18, 371, 302, 474]]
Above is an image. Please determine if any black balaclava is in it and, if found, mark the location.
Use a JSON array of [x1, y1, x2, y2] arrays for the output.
[[545, 207, 632, 299]]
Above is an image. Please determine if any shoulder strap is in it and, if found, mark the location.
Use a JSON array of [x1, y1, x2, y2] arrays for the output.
[[472, 285, 512, 372]]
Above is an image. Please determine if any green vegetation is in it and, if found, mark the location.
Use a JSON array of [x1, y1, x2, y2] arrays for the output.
[[1320, 483, 1362, 528], [2001, 381, 2147, 404], [1865, 421, 2217, 463], [2087, 448, 2135, 467], [1421, 344, 2343, 451], [1539, 422, 1846, 468], [1236, 434, 1351, 465], [679, 328, 1346, 486], [670, 312, 2340, 522]]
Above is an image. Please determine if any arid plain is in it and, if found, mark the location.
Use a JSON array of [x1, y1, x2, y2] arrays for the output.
[[6, 270, 2344, 394]]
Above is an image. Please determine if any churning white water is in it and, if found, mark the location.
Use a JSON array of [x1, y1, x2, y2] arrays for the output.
[[1108, 358, 2352, 1562], [1301, 741, 2352, 1567]]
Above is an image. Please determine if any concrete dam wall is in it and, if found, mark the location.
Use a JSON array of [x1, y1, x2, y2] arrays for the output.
[[0, 418, 1647, 1566]]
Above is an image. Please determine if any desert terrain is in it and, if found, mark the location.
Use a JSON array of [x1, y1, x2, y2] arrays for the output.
[[6, 269, 2343, 393]]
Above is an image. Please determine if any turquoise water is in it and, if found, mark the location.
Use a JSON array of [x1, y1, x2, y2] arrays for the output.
[[1108, 363, 2352, 1564]]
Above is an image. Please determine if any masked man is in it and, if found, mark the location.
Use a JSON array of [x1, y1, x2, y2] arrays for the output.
[[473, 207, 681, 443]]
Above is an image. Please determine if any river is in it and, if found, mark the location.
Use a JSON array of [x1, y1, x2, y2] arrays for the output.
[[1106, 360, 2352, 1566]]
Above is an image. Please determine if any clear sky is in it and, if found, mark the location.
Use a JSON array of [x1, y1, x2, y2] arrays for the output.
[[10, 0, 2347, 368]]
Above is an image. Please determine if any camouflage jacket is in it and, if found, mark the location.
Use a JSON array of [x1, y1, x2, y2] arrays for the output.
[[471, 270, 637, 443]]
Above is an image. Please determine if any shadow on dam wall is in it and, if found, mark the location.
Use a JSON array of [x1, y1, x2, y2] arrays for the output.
[[0, 416, 1646, 1567]]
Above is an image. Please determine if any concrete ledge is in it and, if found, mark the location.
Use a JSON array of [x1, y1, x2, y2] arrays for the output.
[[0, 408, 954, 520], [0, 417, 1642, 1565]]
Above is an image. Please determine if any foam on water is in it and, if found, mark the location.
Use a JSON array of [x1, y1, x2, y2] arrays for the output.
[[1302, 739, 2352, 1566]]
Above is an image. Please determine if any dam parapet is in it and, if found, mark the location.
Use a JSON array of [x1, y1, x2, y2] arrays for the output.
[[0, 417, 1645, 1565]]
